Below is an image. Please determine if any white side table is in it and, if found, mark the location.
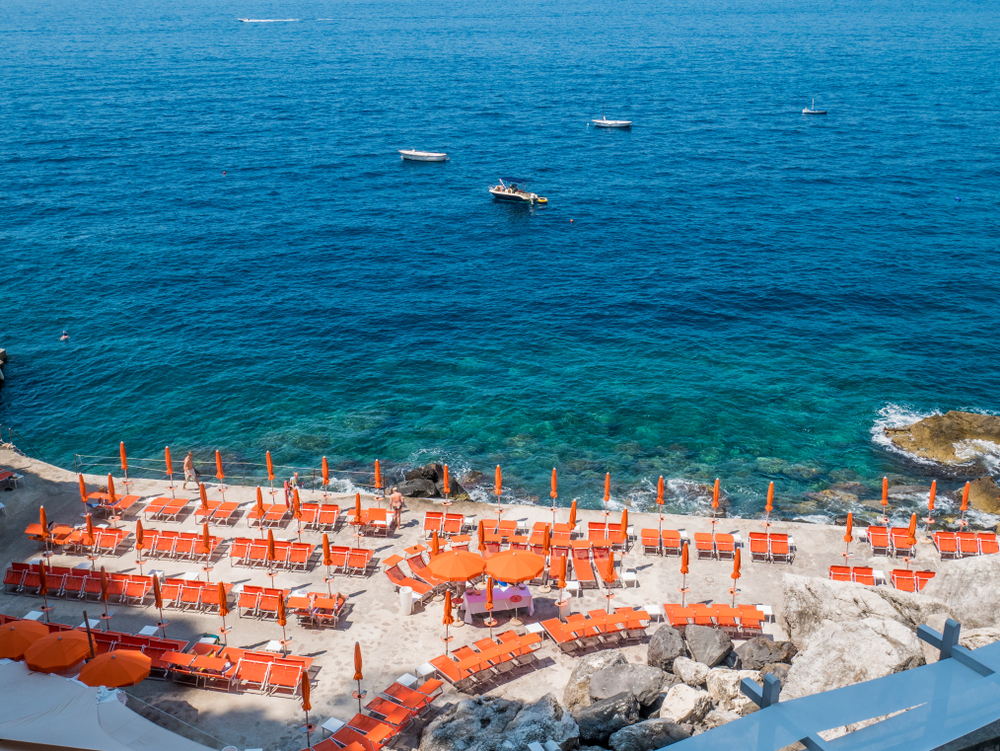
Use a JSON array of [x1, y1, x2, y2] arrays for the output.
[[138, 625, 160, 636], [415, 662, 436, 680]]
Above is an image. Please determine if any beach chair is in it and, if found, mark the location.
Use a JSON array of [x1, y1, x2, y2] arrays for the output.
[[640, 529, 660, 555], [382, 682, 435, 713], [347, 548, 373, 577], [748, 532, 770, 562], [957, 532, 980, 557], [228, 538, 252, 566], [266, 659, 304, 696], [867, 526, 891, 556], [443, 513, 464, 536], [367, 508, 391, 536], [661, 530, 683, 556], [978, 532, 999, 555], [429, 654, 475, 690], [852, 567, 875, 586], [570, 547, 597, 588], [289, 543, 315, 571], [450, 534, 471, 552], [737, 606, 764, 636], [237, 586, 262, 617], [693, 533, 715, 560], [828, 565, 852, 582], [4, 563, 28, 592], [143, 498, 170, 519], [407, 555, 445, 586], [769, 533, 792, 563], [593, 547, 619, 587], [915, 570, 936, 590], [235, 658, 270, 693], [330, 545, 351, 573], [890, 528, 916, 558], [211, 502, 240, 524], [316, 504, 341, 530], [891, 569, 917, 592], [366, 696, 415, 728], [715, 533, 736, 560], [933, 531, 959, 559]]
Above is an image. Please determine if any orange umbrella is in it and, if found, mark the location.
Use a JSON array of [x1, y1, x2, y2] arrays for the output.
[[322, 456, 330, 487], [216, 581, 229, 619], [485, 577, 494, 612], [905, 513, 918, 548], [477, 520, 486, 553], [78, 474, 88, 505], [374, 460, 383, 491], [39, 505, 49, 543], [266, 530, 276, 566], [485, 550, 544, 583], [100, 566, 109, 603], [569, 499, 577, 527], [929, 481, 937, 512], [79, 650, 151, 688], [153, 576, 163, 610], [427, 550, 486, 581], [135, 520, 145, 551], [38, 561, 48, 598], [844, 512, 853, 544], [601, 549, 616, 585], [542, 525, 551, 556], [657, 476, 664, 507], [165, 446, 173, 479], [292, 488, 302, 520], [712, 478, 720, 511], [680, 541, 689, 575], [323, 534, 332, 568], [119, 442, 128, 476], [106, 473, 117, 507], [277, 596, 287, 627], [557, 556, 567, 590], [620, 508, 628, 537], [961, 481, 970, 514], [732, 548, 742, 580], [0, 620, 50, 660], [85, 513, 95, 547], [431, 530, 441, 556], [354, 492, 362, 521], [199, 483, 209, 512], [442, 589, 454, 626], [302, 669, 313, 746], [353, 642, 364, 710], [881, 477, 889, 516], [266, 450, 275, 484], [215, 450, 224, 481], [201, 522, 212, 557], [765, 482, 774, 523], [603, 472, 611, 513], [494, 465, 502, 497], [24, 631, 91, 672], [443, 465, 451, 496], [254, 487, 265, 536], [551, 468, 558, 501]]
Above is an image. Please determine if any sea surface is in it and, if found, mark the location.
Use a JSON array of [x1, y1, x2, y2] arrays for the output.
[[2, 0, 999, 521]]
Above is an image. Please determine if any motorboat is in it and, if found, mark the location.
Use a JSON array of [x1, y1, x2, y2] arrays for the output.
[[802, 99, 827, 115], [592, 106, 632, 128], [399, 149, 449, 162], [489, 178, 547, 204]]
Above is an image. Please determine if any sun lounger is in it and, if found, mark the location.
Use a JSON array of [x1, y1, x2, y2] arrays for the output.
[[640, 529, 660, 555], [769, 533, 792, 562], [210, 502, 241, 524], [890, 528, 916, 558], [407, 555, 446, 587], [748, 532, 769, 562], [314, 504, 341, 531], [382, 682, 435, 713], [891, 569, 917, 592], [423, 512, 444, 538], [570, 547, 597, 588], [346, 548, 373, 576], [593, 547, 618, 587], [693, 533, 715, 559], [933, 531, 959, 559], [852, 567, 875, 586], [829, 565, 852, 582], [867, 526, 891, 556], [715, 533, 736, 560], [661, 530, 682, 556], [957, 532, 980, 557], [443, 513, 464, 536], [915, 570, 936, 590], [979, 532, 999, 555]]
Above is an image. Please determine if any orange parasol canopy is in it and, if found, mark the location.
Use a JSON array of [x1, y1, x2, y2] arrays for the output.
[[199, 483, 209, 511], [277, 596, 287, 627], [443, 464, 450, 495], [323, 533, 332, 567], [442, 590, 454, 626], [477, 520, 486, 553], [78, 474, 88, 505], [0, 620, 50, 660], [266, 451, 275, 482], [216, 582, 228, 618], [135, 520, 145, 551], [39, 506, 49, 542], [374, 460, 382, 490], [38, 562, 49, 598], [85, 514, 95, 547], [292, 488, 302, 520], [165, 446, 173, 478], [106, 474, 116, 506], [100, 566, 109, 603], [569, 499, 578, 527], [322, 456, 329, 486], [431, 530, 440, 556], [765, 482, 774, 514], [266, 530, 276, 564], [604, 473, 611, 504], [731, 548, 742, 581], [929, 481, 937, 511], [550, 468, 558, 500], [844, 512, 853, 543], [79, 650, 151, 688], [557, 556, 567, 590], [353, 642, 363, 681], [215, 450, 224, 481], [200, 523, 211, 556], [255, 487, 265, 519], [905, 513, 918, 547], [494, 465, 502, 497], [961, 481, 970, 512], [657, 476, 664, 507], [486, 577, 494, 611], [301, 671, 312, 712], [427, 550, 486, 581], [120, 442, 128, 474], [712, 478, 720, 510], [882, 477, 889, 508], [485, 550, 544, 583], [24, 631, 91, 672], [153, 576, 163, 610], [680, 541, 689, 575]]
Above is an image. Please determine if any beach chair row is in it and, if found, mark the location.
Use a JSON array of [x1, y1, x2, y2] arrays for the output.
[[308, 676, 443, 751], [142, 529, 223, 560], [4, 562, 152, 604], [286, 591, 348, 628], [663, 603, 765, 637], [933, 531, 999, 559], [640, 529, 686, 556], [828, 565, 876, 585], [694, 533, 738, 560], [866, 527, 917, 557], [165, 643, 313, 697], [83, 628, 189, 673], [193, 500, 242, 524], [228, 537, 315, 570], [891, 569, 935, 592], [300, 503, 341, 531], [350, 507, 393, 536], [587, 521, 629, 547], [237, 585, 292, 619], [423, 511, 469, 537], [60, 528, 132, 556], [143, 496, 191, 520], [747, 532, 793, 563], [429, 630, 543, 691], [541, 607, 650, 652], [160, 578, 233, 611], [322, 546, 374, 577], [87, 492, 143, 517]]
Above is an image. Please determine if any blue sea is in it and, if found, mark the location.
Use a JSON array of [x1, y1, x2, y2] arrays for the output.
[[2, 0, 999, 520]]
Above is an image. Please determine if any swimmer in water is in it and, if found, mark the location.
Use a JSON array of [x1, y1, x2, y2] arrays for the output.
[[60, 331, 69, 341]]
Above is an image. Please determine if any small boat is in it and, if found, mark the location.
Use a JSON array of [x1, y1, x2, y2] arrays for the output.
[[803, 99, 827, 115], [592, 106, 631, 129], [399, 149, 448, 162], [489, 178, 547, 204]]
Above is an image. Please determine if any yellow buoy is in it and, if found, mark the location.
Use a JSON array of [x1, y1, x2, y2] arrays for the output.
[[537, 197, 548, 204]]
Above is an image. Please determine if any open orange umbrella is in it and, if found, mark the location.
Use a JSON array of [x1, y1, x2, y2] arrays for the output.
[[374, 460, 383, 493], [80, 650, 151, 688], [569, 499, 577, 528], [764, 482, 774, 525], [120, 441, 128, 477], [79, 474, 88, 505], [353, 642, 364, 711], [0, 620, 50, 659], [24, 631, 91, 672], [603, 472, 611, 515], [427, 550, 485, 582], [39, 505, 49, 544], [443, 464, 451, 498], [106, 473, 117, 507], [485, 549, 544, 583], [477, 520, 486, 553]]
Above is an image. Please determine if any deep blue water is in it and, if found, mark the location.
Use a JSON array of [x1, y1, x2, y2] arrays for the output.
[[2, 0, 999, 520]]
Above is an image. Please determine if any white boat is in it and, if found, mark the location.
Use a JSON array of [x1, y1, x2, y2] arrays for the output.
[[592, 107, 632, 129], [803, 99, 827, 115], [488, 178, 547, 205], [399, 149, 448, 162]]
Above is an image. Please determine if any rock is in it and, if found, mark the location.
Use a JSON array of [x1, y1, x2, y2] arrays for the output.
[[784, 464, 821, 480], [575, 692, 641, 746], [734, 637, 798, 670], [701, 708, 741, 730], [705, 669, 762, 715], [684, 625, 732, 667], [782, 574, 949, 644], [672, 656, 710, 687], [921, 555, 1000, 628], [419, 696, 522, 751], [884, 410, 1000, 468], [958, 477, 1000, 515], [922, 614, 1000, 665], [608, 719, 691, 751], [782, 618, 924, 701], [829, 481, 869, 496], [397, 478, 440, 498], [657, 684, 712, 724], [759, 663, 791, 683], [502, 694, 580, 751], [405, 463, 444, 483], [564, 651, 628, 710], [646, 625, 687, 672], [590, 664, 668, 709]]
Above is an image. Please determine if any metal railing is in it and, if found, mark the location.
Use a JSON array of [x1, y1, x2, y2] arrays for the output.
[[0, 424, 44, 460]]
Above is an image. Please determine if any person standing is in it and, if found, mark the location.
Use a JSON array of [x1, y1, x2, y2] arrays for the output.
[[182, 452, 200, 489], [389, 486, 404, 529]]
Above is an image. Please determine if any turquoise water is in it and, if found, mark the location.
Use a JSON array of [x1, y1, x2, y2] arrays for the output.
[[2, 0, 999, 518]]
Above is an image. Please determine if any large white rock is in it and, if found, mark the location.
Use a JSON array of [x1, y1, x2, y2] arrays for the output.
[[701, 708, 741, 729], [705, 668, 761, 716], [563, 651, 628, 710], [921, 555, 1000, 629], [420, 695, 579, 751], [782, 574, 949, 645], [657, 684, 712, 724], [672, 656, 711, 687], [782, 618, 924, 701]]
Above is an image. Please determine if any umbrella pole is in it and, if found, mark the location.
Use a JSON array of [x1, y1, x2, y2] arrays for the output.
[[83, 610, 96, 658], [157, 605, 168, 638], [221, 614, 228, 645], [305, 709, 312, 748], [42, 590, 51, 623], [326, 565, 332, 598], [356, 679, 363, 713]]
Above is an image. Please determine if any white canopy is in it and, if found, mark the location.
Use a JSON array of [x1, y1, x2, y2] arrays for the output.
[[0, 660, 218, 751]]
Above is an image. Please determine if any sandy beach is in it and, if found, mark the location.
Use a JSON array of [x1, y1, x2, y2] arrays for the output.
[[0, 447, 952, 750]]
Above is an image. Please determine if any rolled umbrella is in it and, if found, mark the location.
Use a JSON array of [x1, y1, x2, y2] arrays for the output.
[[215, 450, 226, 500], [277, 596, 288, 653], [549, 467, 558, 525], [218, 581, 230, 643], [267, 529, 276, 568], [374, 459, 383, 497], [442, 589, 454, 653], [266, 450, 276, 496], [485, 577, 495, 638], [99, 566, 111, 628], [38, 561, 51, 622], [905, 513, 918, 562], [764, 482, 774, 526], [78, 474, 88, 505], [656, 475, 665, 534], [0, 620, 50, 660], [843, 512, 853, 559], [302, 670, 314, 746], [85, 514, 96, 567], [354, 492, 362, 521], [494, 465, 503, 522], [199, 483, 210, 516], [881, 477, 890, 522], [153, 576, 166, 636], [322, 533, 333, 596], [292, 488, 302, 542], [39, 505, 50, 547], [165, 446, 174, 494], [926, 480, 937, 531], [569, 499, 578, 528], [477, 520, 486, 554], [730, 548, 742, 606], [431, 530, 440, 556], [711, 478, 720, 529], [321, 456, 330, 500], [24, 631, 91, 672], [353, 642, 364, 711], [603, 472, 611, 516], [107, 473, 117, 508], [602, 549, 616, 612], [79, 650, 151, 688], [620, 508, 628, 551], [255, 486, 266, 537], [960, 481, 970, 526], [201, 523, 213, 579], [135, 520, 145, 575], [679, 541, 690, 607], [443, 464, 451, 499], [542, 525, 551, 556], [119, 441, 129, 480]]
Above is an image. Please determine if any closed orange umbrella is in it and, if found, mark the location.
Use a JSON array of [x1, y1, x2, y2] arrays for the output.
[[38, 561, 48, 598], [620, 508, 628, 536], [79, 474, 88, 505], [106, 474, 116, 506], [486, 577, 494, 611], [569, 499, 577, 527], [165, 446, 173, 479], [277, 596, 287, 627], [292, 488, 302, 520], [374, 460, 382, 491], [120, 442, 128, 475], [85, 513, 95, 547], [201, 523, 211, 557], [961, 481, 970, 512], [929, 481, 937, 512], [323, 534, 332, 567], [267, 529, 276, 565], [215, 581, 228, 619], [882, 477, 889, 511], [322, 456, 330, 487], [732, 548, 742, 581], [354, 492, 362, 521], [431, 530, 440, 556], [153, 576, 163, 610], [80, 650, 151, 688], [215, 450, 224, 482], [905, 513, 918, 548], [100, 566, 109, 603], [601, 549, 616, 585], [557, 556, 567, 590], [135, 520, 145, 551], [542, 525, 551, 556], [657, 476, 664, 507], [712, 478, 720, 510], [765, 482, 774, 521], [266, 450, 275, 483], [39, 506, 49, 543], [477, 520, 486, 553], [494, 465, 502, 497], [485, 550, 544, 583], [301, 669, 312, 712], [442, 589, 454, 626], [680, 541, 689, 575], [551, 468, 558, 501], [0, 620, 50, 660], [603, 472, 611, 513], [443, 464, 451, 496], [353, 641, 363, 681], [254, 487, 265, 536], [844, 512, 853, 543], [427, 550, 486, 581], [24, 631, 91, 672], [199, 483, 209, 512]]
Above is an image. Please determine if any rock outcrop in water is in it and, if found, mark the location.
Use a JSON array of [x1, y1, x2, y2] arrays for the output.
[[396, 463, 471, 500], [884, 411, 1000, 469]]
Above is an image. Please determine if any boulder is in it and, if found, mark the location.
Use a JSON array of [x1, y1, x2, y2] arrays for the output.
[[575, 692, 641, 746], [705, 669, 762, 716], [684, 626, 732, 667], [564, 650, 628, 710], [608, 719, 690, 751], [701, 708, 741, 730], [590, 665, 668, 708], [921, 555, 1000, 628], [922, 614, 1000, 664], [759, 663, 791, 683], [419, 696, 522, 751], [782, 574, 949, 644], [734, 637, 797, 670], [646, 625, 687, 672], [405, 463, 444, 483], [397, 478, 440, 498], [884, 411, 1000, 469], [782, 618, 924, 701], [657, 684, 712, 724], [672, 656, 710, 687], [502, 694, 579, 751]]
